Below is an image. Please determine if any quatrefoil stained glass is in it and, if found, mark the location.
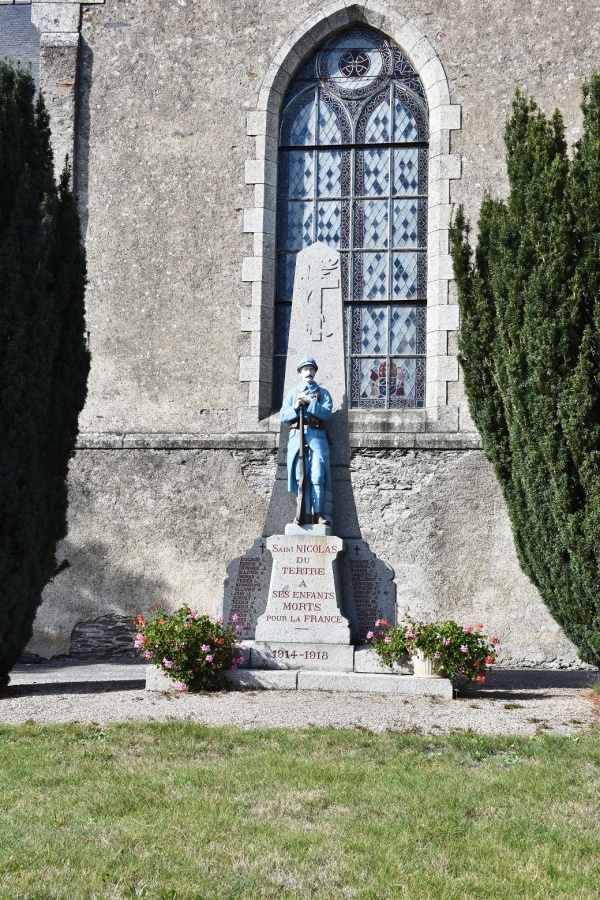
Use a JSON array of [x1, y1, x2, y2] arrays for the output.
[[274, 27, 428, 409]]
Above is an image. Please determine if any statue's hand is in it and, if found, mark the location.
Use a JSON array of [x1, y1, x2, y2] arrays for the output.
[[294, 393, 311, 410]]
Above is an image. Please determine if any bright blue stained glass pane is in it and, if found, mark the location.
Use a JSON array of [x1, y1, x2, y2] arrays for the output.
[[318, 96, 343, 144], [392, 252, 418, 300], [393, 148, 419, 195], [362, 148, 389, 196], [360, 306, 388, 354], [390, 306, 418, 354], [316, 201, 342, 248], [284, 201, 313, 250], [285, 150, 314, 198], [287, 94, 316, 146], [392, 199, 419, 248], [394, 97, 419, 142], [359, 199, 389, 249], [360, 251, 388, 301], [365, 96, 392, 142], [317, 150, 342, 197]]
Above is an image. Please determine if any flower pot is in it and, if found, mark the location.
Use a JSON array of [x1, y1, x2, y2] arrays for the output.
[[411, 649, 441, 677]]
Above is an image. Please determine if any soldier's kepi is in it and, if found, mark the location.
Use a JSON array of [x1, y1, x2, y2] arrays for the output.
[[280, 356, 333, 526]]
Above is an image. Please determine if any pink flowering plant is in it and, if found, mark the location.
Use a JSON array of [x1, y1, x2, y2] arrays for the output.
[[134, 606, 243, 691], [367, 615, 500, 684]]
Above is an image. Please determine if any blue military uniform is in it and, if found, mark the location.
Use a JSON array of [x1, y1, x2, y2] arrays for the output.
[[280, 362, 333, 517]]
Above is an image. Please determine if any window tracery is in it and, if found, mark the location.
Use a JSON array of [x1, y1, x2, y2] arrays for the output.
[[274, 27, 429, 410]]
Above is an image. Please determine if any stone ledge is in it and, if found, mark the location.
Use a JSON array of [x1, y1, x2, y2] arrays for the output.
[[297, 670, 453, 697], [75, 431, 482, 451], [122, 433, 277, 451], [349, 432, 482, 450], [354, 646, 412, 674], [145, 667, 181, 691], [146, 666, 453, 696], [76, 433, 278, 450], [77, 432, 124, 449], [146, 667, 298, 692], [348, 409, 427, 433], [224, 670, 298, 690], [39, 31, 78, 46]]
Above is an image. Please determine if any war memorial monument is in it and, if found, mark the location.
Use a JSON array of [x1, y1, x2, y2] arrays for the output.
[[215, 242, 452, 696]]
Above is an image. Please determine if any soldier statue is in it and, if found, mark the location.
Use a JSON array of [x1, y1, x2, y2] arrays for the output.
[[280, 356, 333, 526]]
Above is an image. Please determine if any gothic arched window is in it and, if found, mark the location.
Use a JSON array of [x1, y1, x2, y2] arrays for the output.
[[274, 27, 428, 409]]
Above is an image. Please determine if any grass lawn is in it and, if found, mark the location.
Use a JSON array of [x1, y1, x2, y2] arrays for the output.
[[0, 723, 598, 899]]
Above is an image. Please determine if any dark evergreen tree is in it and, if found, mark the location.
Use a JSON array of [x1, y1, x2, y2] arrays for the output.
[[0, 63, 89, 684], [450, 78, 600, 666]]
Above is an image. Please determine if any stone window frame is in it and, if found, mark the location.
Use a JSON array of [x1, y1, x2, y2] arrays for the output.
[[240, 0, 462, 445]]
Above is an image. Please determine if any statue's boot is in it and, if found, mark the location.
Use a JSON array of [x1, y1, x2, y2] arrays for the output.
[[313, 512, 330, 526]]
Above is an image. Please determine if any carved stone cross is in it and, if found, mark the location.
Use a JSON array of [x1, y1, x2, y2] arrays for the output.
[[294, 243, 340, 342]]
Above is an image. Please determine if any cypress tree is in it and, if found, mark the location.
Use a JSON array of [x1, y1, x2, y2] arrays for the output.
[[450, 78, 600, 666], [0, 62, 89, 684]]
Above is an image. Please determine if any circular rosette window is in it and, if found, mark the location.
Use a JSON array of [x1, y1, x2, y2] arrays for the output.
[[317, 30, 393, 100]]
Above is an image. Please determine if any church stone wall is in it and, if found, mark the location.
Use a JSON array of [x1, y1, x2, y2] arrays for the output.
[[351, 451, 582, 668], [28, 448, 276, 658], [23, 0, 597, 665], [29, 447, 582, 668]]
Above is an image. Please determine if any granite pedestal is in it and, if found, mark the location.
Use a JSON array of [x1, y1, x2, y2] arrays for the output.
[[255, 534, 351, 644]]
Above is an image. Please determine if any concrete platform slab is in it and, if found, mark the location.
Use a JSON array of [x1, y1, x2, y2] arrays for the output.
[[297, 670, 453, 698], [146, 666, 298, 692], [284, 523, 331, 536], [145, 666, 180, 691], [145, 664, 451, 696], [353, 645, 411, 675], [224, 669, 298, 690]]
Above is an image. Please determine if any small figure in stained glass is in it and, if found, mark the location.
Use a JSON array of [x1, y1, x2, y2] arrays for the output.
[[280, 356, 333, 526]]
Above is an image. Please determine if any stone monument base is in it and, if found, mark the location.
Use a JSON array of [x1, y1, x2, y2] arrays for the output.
[[284, 523, 331, 536], [145, 662, 453, 698], [146, 643, 453, 698], [250, 641, 354, 671], [222, 536, 396, 643], [255, 534, 351, 643]]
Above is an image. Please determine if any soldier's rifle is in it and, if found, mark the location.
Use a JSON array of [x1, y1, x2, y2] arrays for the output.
[[295, 398, 309, 525]]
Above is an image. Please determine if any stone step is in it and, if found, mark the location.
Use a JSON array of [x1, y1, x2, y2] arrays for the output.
[[146, 665, 453, 698], [294, 670, 453, 698]]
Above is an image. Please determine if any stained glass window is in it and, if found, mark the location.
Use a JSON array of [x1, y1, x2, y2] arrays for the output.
[[274, 27, 428, 410]]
